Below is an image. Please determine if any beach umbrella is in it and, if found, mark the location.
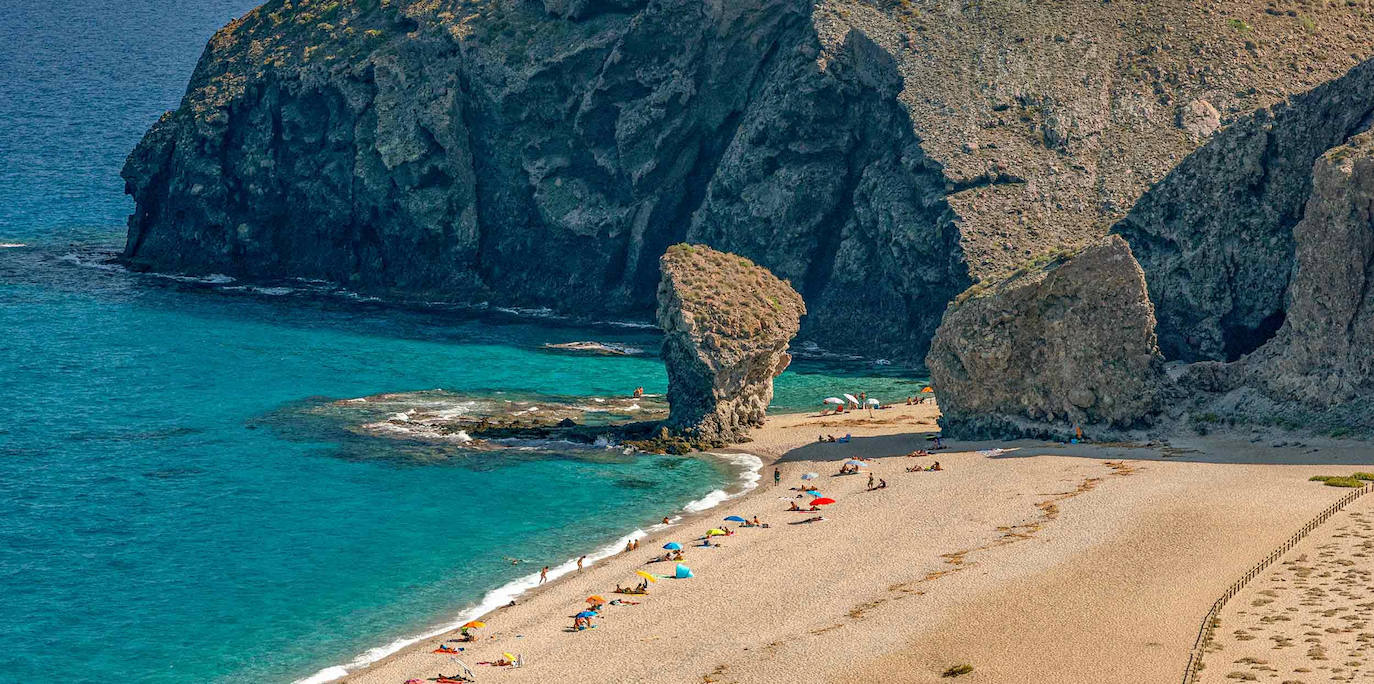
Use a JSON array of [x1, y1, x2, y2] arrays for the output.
[[503, 653, 518, 664], [586, 595, 605, 604], [843, 393, 860, 405], [921, 386, 934, 394], [663, 542, 682, 550], [865, 398, 880, 406], [801, 472, 819, 481], [635, 570, 658, 583], [804, 489, 821, 496], [723, 515, 747, 523], [461, 621, 485, 629], [575, 610, 598, 618], [706, 528, 727, 536], [811, 497, 836, 506], [845, 459, 868, 467], [675, 563, 694, 579], [823, 397, 845, 405]]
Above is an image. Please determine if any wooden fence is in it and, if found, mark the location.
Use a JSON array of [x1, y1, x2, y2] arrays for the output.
[[1181, 483, 1373, 683]]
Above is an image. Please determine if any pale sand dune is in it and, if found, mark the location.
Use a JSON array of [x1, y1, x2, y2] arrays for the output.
[[1199, 493, 1374, 684], [342, 405, 1374, 684]]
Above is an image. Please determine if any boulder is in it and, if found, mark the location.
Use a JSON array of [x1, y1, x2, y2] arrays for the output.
[[926, 236, 1166, 439], [656, 244, 805, 445]]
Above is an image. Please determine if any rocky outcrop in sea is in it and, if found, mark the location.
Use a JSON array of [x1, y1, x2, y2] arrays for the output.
[[656, 244, 804, 445]]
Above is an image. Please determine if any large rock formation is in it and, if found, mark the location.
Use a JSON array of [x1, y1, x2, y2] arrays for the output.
[[1227, 131, 1374, 430], [121, 0, 1374, 360], [656, 244, 804, 444], [1115, 59, 1374, 363], [926, 236, 1166, 439]]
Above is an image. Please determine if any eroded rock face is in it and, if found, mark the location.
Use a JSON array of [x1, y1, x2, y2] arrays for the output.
[[123, 0, 1374, 361], [926, 236, 1165, 439], [1115, 58, 1374, 363], [656, 244, 804, 444], [120, 0, 964, 361], [1246, 131, 1374, 408]]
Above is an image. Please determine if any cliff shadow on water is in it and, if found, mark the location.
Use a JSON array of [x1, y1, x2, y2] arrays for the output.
[[119, 0, 969, 363]]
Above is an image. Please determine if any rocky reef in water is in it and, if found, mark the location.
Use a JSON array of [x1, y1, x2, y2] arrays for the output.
[[927, 236, 1165, 440], [120, 0, 1374, 361], [656, 244, 804, 445]]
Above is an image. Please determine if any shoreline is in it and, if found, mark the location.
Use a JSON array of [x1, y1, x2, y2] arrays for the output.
[[298, 451, 768, 684], [334, 403, 1374, 684]]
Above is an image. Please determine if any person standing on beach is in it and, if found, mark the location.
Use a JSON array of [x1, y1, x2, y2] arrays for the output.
[[539, 566, 548, 584], [577, 555, 586, 571], [773, 468, 781, 486]]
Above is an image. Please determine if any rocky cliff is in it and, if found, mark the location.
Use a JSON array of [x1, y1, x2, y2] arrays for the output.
[[122, 0, 1374, 360], [656, 244, 804, 444], [1219, 131, 1374, 432], [1115, 58, 1374, 363], [930, 117, 1374, 440], [926, 236, 1165, 439]]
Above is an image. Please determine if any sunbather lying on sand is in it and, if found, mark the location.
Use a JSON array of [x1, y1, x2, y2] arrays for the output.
[[790, 516, 827, 524]]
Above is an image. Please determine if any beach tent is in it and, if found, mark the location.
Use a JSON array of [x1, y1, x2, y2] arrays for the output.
[[675, 563, 694, 579]]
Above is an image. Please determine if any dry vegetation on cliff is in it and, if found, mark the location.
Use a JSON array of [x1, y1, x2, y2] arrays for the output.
[[659, 244, 806, 363]]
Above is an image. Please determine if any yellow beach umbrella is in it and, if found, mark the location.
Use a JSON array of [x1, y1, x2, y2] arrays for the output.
[[635, 570, 658, 583], [461, 621, 485, 629], [706, 529, 726, 536], [586, 595, 605, 603], [503, 652, 517, 662]]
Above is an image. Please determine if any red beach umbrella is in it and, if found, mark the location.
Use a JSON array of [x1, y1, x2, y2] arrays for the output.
[[810, 497, 836, 506]]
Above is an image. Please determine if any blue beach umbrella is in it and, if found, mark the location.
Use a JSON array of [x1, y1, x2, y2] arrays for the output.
[[663, 542, 682, 550], [723, 515, 747, 523], [575, 610, 597, 618]]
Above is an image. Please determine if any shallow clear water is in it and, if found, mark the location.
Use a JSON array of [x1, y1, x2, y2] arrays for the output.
[[0, 2, 927, 682]]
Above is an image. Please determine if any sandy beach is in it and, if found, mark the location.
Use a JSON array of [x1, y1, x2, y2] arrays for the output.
[[340, 404, 1374, 684]]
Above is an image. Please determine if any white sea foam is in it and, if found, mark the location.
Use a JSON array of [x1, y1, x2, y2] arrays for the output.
[[0, 243, 26, 248], [296, 450, 765, 683]]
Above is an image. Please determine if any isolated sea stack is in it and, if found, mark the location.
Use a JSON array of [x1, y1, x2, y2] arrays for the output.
[[926, 235, 1166, 439], [656, 244, 805, 445]]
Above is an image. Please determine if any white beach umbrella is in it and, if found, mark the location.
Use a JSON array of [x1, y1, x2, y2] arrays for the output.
[[843, 393, 860, 405], [865, 398, 880, 406], [823, 397, 845, 405]]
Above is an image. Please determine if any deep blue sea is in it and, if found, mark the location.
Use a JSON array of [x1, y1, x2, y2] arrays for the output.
[[0, 2, 925, 682]]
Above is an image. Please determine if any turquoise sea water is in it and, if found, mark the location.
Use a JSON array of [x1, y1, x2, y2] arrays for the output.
[[0, 2, 926, 682]]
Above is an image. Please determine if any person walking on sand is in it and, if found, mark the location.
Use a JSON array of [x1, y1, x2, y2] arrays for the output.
[[773, 468, 781, 486], [867, 472, 875, 490], [577, 555, 586, 571], [539, 566, 549, 584]]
